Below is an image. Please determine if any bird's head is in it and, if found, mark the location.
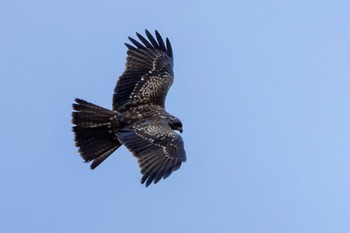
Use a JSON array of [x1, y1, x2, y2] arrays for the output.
[[168, 116, 183, 133]]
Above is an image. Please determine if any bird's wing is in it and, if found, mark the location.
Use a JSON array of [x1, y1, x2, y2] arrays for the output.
[[113, 30, 174, 111], [118, 122, 186, 187]]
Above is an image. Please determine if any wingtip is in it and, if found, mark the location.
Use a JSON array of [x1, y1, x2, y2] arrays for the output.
[[141, 177, 150, 187], [145, 29, 152, 38], [166, 37, 173, 58], [154, 29, 161, 37], [74, 98, 82, 103], [73, 98, 89, 106], [155, 30, 166, 51], [124, 43, 135, 50]]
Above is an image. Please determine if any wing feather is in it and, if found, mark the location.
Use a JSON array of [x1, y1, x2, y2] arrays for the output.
[[166, 38, 173, 58], [136, 32, 154, 48], [145, 29, 160, 48], [155, 30, 166, 51], [153, 159, 171, 184], [128, 36, 147, 50]]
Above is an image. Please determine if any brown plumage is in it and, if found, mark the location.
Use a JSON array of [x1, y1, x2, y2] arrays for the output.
[[72, 30, 186, 187]]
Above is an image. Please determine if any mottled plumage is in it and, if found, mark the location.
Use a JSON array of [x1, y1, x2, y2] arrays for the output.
[[72, 30, 186, 187]]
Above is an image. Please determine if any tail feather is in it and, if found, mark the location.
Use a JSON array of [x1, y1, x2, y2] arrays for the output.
[[72, 98, 122, 169]]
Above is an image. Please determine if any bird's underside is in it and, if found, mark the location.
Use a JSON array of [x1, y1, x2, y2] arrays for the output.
[[72, 30, 186, 187]]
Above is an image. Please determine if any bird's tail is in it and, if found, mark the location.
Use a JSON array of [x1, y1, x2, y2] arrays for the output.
[[72, 98, 122, 169]]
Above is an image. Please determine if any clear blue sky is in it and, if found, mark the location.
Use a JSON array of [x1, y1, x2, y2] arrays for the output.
[[1, 1, 349, 232]]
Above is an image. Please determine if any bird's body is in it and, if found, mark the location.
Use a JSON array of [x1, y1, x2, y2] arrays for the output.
[[72, 30, 186, 187]]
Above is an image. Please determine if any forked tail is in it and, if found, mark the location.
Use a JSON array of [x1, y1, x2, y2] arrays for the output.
[[72, 98, 122, 169]]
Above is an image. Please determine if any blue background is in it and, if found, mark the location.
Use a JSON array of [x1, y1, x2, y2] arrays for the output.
[[1, 1, 349, 232]]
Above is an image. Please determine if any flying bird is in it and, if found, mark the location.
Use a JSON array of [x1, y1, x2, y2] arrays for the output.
[[72, 30, 186, 187]]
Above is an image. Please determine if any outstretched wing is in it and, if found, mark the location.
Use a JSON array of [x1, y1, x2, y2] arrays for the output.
[[113, 30, 174, 111], [118, 122, 186, 187]]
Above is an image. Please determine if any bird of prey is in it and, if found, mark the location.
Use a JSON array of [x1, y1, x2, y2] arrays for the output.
[[72, 30, 186, 187]]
